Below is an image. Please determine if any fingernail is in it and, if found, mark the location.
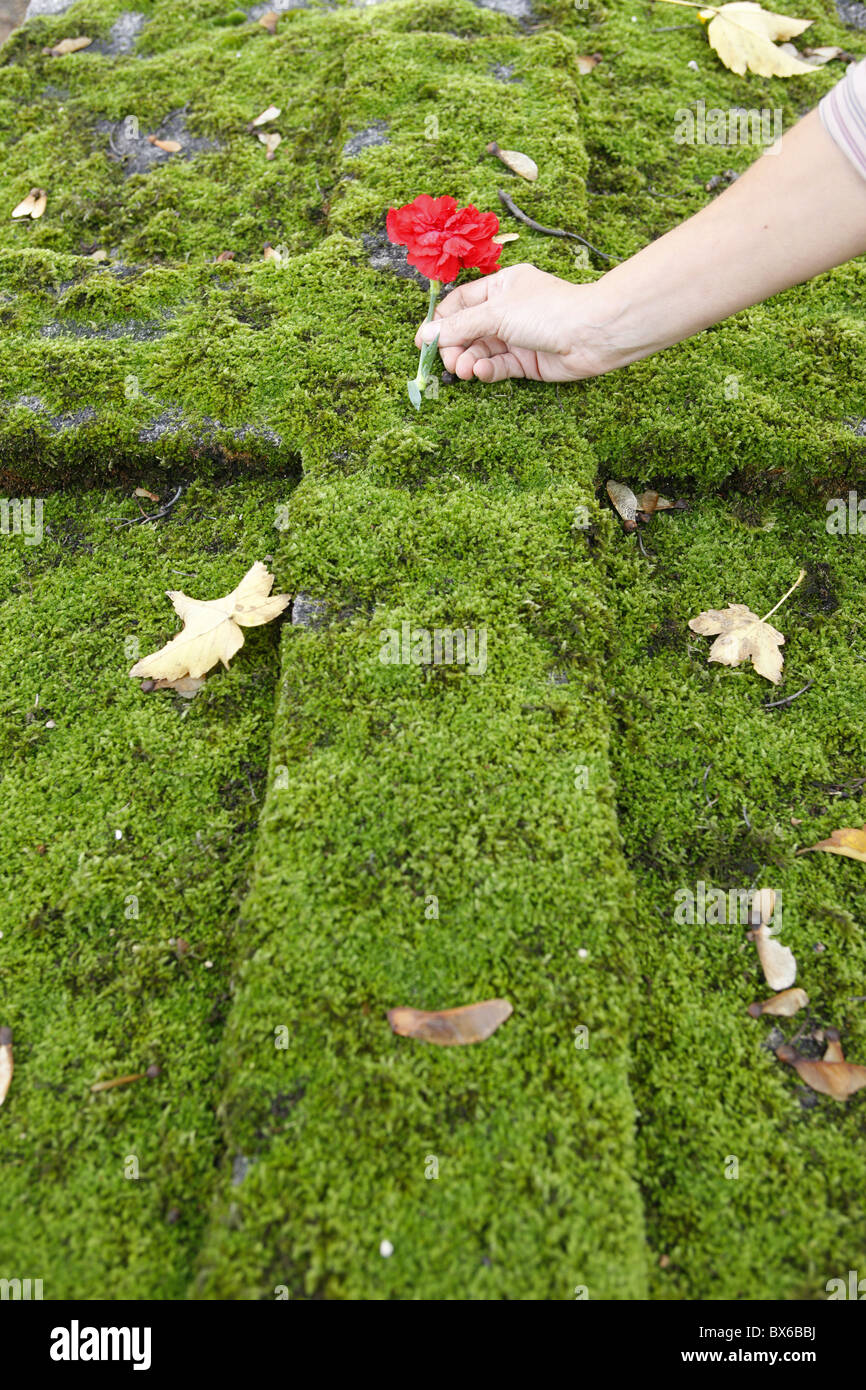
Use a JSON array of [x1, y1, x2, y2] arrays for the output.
[[419, 323, 438, 344]]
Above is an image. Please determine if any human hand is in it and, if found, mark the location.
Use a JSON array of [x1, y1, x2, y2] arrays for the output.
[[414, 263, 623, 383]]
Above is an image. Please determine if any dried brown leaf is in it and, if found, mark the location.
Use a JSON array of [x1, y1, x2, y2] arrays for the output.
[[258, 10, 279, 32], [258, 131, 282, 159], [0, 1027, 12, 1105], [43, 35, 92, 57], [148, 136, 182, 153], [486, 142, 538, 182], [747, 987, 808, 1018], [606, 480, 639, 531], [387, 998, 512, 1046], [777, 1034, 866, 1101], [134, 487, 159, 502], [576, 53, 602, 74], [797, 825, 866, 863], [11, 188, 47, 220], [492, 231, 520, 245], [688, 604, 786, 683], [635, 490, 677, 515], [252, 105, 281, 126]]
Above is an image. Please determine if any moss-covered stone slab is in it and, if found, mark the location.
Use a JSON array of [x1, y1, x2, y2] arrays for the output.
[[0, 478, 289, 1298], [195, 473, 647, 1299]]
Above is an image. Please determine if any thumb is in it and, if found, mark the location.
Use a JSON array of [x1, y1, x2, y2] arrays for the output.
[[419, 303, 503, 349]]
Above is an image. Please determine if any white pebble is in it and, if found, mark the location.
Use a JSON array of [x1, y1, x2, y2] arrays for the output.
[[204, 960, 213, 969], [688, 60, 699, 71], [45, 719, 55, 729], [114, 829, 123, 841], [578, 948, 589, 959], [379, 1239, 394, 1257]]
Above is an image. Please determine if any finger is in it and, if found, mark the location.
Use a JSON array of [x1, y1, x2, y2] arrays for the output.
[[434, 277, 492, 319], [420, 303, 504, 350], [473, 352, 528, 383], [453, 337, 508, 380]]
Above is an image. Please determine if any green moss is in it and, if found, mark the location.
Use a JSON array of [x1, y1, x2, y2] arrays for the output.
[[2, 0, 866, 1303], [195, 474, 646, 1299], [602, 494, 866, 1299], [0, 477, 290, 1298]]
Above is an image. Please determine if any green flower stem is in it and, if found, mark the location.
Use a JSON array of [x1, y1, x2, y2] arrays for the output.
[[407, 277, 441, 410]]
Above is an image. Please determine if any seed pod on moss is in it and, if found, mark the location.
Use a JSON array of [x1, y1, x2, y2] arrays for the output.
[[747, 987, 808, 1018], [0, 1027, 13, 1105], [777, 1035, 866, 1102], [606, 480, 639, 532], [486, 142, 538, 182]]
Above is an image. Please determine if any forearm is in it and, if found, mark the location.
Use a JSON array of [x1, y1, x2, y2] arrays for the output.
[[590, 108, 866, 369]]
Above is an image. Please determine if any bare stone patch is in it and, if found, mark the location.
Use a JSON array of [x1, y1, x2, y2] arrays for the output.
[[835, 0, 866, 28], [475, 0, 534, 19], [291, 593, 328, 628], [100, 109, 219, 178], [24, 0, 75, 16], [40, 318, 168, 341], [342, 120, 389, 159], [86, 12, 148, 57], [11, 393, 96, 432], [137, 407, 282, 448], [247, 0, 307, 17], [490, 62, 522, 82]]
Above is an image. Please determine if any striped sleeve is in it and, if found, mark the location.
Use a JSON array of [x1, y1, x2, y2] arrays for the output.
[[819, 59, 866, 181]]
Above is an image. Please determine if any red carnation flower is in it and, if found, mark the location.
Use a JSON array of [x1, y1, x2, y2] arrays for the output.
[[386, 194, 501, 284]]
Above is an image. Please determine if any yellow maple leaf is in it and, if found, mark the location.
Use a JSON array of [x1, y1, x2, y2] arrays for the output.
[[688, 570, 804, 685], [661, 1, 816, 77], [130, 562, 290, 682]]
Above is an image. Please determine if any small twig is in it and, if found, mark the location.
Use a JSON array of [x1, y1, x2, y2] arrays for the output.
[[497, 189, 614, 262], [762, 680, 813, 711], [742, 804, 751, 829], [635, 529, 653, 559], [112, 484, 184, 528]]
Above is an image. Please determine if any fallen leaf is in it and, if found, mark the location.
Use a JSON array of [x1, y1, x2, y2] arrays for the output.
[[258, 10, 279, 32], [0, 1027, 12, 1105], [252, 105, 281, 126], [43, 35, 92, 57], [689, 570, 805, 684], [263, 242, 283, 263], [798, 825, 866, 863], [486, 142, 538, 182], [492, 231, 520, 245], [387, 998, 512, 1046], [746, 889, 797, 990], [635, 490, 677, 515], [776, 1033, 866, 1101], [215, 250, 235, 262], [606, 480, 639, 532], [148, 136, 182, 153], [91, 1063, 160, 1094], [801, 45, 851, 65], [11, 188, 47, 220], [142, 675, 206, 698], [576, 53, 602, 73], [747, 986, 808, 1018], [664, 2, 817, 77], [129, 562, 290, 682], [89, 248, 108, 262], [134, 487, 160, 502], [258, 131, 282, 159]]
